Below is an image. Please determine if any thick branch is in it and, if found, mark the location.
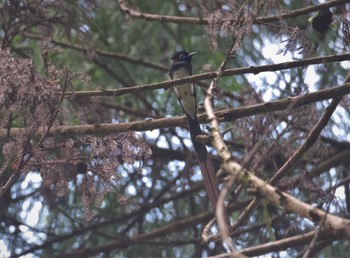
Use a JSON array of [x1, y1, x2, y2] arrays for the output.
[[244, 169, 350, 238], [1, 83, 349, 140], [221, 160, 350, 238], [202, 41, 238, 250]]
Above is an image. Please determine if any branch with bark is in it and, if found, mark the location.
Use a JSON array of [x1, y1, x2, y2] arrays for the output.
[[1, 83, 348, 139], [61, 53, 350, 98], [118, 0, 347, 25]]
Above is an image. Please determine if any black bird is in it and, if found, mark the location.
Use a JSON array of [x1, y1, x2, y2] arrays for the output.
[[169, 51, 230, 227], [311, 8, 333, 33]]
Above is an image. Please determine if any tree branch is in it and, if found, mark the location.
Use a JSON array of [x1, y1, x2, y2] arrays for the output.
[[65, 53, 350, 98], [118, 0, 347, 25], [212, 230, 329, 257], [245, 170, 350, 238], [1, 83, 349, 140]]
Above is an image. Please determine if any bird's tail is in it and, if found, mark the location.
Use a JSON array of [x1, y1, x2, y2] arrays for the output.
[[186, 115, 231, 228]]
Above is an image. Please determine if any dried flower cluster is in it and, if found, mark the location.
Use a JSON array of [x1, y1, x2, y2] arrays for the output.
[[0, 42, 153, 219]]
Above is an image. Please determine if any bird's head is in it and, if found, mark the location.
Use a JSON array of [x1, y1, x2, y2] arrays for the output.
[[171, 51, 196, 62]]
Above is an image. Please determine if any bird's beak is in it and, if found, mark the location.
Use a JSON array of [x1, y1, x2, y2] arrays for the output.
[[188, 52, 197, 57]]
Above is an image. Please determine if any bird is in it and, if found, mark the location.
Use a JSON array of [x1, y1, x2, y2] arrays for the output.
[[310, 8, 333, 34], [169, 50, 231, 228]]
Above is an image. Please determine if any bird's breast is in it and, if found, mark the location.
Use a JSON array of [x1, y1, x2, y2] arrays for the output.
[[171, 67, 191, 79]]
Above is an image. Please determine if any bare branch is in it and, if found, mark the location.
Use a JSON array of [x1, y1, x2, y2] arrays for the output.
[[1, 83, 349, 140], [118, 0, 347, 25], [66, 53, 350, 98], [213, 230, 328, 257], [244, 169, 350, 238]]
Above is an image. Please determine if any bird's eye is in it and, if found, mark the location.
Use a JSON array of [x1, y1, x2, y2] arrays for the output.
[[179, 53, 185, 59]]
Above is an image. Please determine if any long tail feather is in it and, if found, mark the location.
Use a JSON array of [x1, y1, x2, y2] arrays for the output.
[[186, 115, 231, 228]]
